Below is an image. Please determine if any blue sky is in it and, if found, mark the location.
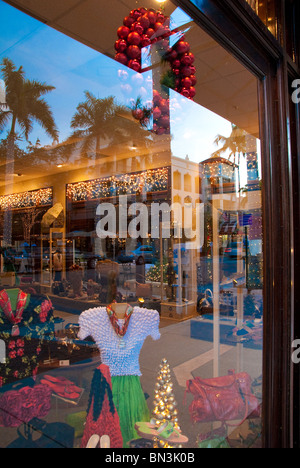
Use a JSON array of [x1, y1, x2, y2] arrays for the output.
[[0, 0, 243, 167]]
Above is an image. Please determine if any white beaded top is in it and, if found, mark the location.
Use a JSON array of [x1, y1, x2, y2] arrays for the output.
[[78, 306, 160, 376]]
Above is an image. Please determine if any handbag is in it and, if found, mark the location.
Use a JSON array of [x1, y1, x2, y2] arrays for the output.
[[185, 370, 261, 425], [197, 425, 230, 448]]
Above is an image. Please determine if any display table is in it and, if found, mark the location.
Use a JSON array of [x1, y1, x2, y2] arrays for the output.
[[161, 301, 197, 321], [190, 315, 263, 350]]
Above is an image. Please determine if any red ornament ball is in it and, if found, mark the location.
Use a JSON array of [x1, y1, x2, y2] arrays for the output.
[[123, 16, 135, 28], [147, 11, 157, 25], [115, 39, 127, 52], [128, 59, 141, 72], [181, 77, 192, 88], [189, 87, 196, 98], [145, 28, 155, 39], [134, 23, 144, 35], [117, 26, 130, 39], [153, 107, 162, 120], [190, 75, 197, 86], [159, 99, 169, 115], [139, 14, 150, 30], [181, 66, 192, 77], [115, 53, 128, 65], [127, 45, 141, 59], [128, 31, 141, 45], [132, 108, 144, 120], [141, 35, 151, 47], [176, 41, 190, 54]]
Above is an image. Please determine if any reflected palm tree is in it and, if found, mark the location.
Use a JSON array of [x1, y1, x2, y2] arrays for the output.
[[58, 92, 152, 166], [0, 57, 58, 243], [211, 123, 247, 166], [0, 58, 59, 147]]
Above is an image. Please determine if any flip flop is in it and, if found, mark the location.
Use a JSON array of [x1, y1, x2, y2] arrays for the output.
[[40, 379, 80, 400], [86, 435, 100, 448], [43, 375, 82, 393], [134, 422, 188, 445], [100, 435, 110, 448]]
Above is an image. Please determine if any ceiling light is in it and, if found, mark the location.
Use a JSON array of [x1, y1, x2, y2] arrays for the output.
[[57, 164, 63, 168]]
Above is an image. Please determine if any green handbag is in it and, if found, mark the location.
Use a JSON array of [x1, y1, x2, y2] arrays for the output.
[[198, 437, 230, 448]]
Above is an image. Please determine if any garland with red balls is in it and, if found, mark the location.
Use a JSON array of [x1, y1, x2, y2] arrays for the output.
[[115, 7, 196, 134]]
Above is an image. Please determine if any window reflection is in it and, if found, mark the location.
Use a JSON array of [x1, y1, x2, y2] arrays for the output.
[[245, 0, 278, 38], [0, 0, 263, 449]]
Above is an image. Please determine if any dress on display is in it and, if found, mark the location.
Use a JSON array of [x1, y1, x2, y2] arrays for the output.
[[78, 305, 160, 447], [80, 364, 123, 448]]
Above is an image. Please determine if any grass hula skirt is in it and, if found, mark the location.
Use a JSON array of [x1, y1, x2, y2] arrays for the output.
[[111, 375, 150, 448]]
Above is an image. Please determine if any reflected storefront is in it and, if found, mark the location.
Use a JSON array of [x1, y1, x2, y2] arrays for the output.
[[0, 0, 298, 450]]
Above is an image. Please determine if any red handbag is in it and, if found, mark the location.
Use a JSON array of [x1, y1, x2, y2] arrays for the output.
[[185, 370, 261, 425]]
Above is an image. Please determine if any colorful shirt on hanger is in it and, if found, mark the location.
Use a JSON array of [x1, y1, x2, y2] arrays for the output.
[[0, 291, 55, 387], [78, 306, 160, 377]]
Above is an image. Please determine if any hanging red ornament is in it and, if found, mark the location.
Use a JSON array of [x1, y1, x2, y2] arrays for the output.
[[153, 106, 162, 120], [115, 39, 127, 52], [117, 26, 130, 39], [141, 36, 151, 47], [147, 10, 157, 25], [159, 99, 169, 115], [132, 108, 145, 120], [124, 16, 135, 28], [115, 53, 128, 65], [115, 7, 197, 135], [181, 66, 192, 77], [139, 15, 150, 30], [134, 23, 144, 35], [189, 87, 196, 98], [181, 77, 192, 89], [127, 45, 141, 59], [128, 59, 141, 72], [128, 31, 141, 45]]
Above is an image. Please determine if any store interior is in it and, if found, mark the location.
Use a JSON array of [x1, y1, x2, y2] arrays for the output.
[[0, 0, 263, 448]]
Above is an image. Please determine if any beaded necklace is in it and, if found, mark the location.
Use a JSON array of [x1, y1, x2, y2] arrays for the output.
[[106, 302, 133, 349]]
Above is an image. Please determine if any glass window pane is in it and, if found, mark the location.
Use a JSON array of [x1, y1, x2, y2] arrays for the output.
[[245, 0, 278, 38], [0, 0, 263, 449]]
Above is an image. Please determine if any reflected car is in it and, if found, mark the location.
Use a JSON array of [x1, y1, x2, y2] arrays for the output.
[[224, 242, 244, 258], [117, 252, 135, 263], [132, 246, 155, 264]]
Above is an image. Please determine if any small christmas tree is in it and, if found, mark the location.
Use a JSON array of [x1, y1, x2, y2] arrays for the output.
[[152, 358, 181, 447]]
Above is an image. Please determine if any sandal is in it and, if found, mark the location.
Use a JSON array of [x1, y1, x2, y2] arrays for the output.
[[100, 435, 110, 448], [86, 435, 100, 448], [134, 421, 188, 445], [43, 375, 82, 393], [40, 379, 80, 400]]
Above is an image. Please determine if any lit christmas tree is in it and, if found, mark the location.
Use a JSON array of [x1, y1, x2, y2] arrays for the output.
[[152, 358, 182, 448]]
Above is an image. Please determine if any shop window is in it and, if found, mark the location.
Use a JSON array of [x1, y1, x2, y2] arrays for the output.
[[245, 0, 278, 38], [173, 170, 182, 190], [0, 0, 263, 450], [184, 174, 192, 192]]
